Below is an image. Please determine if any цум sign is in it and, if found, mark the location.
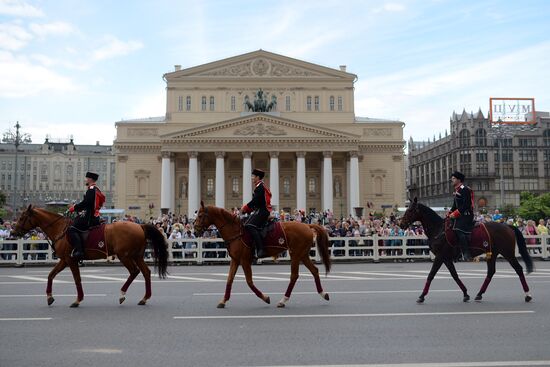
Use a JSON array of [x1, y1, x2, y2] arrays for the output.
[[489, 98, 535, 125]]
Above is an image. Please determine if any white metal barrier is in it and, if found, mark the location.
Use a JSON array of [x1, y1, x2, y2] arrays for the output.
[[1, 234, 549, 266]]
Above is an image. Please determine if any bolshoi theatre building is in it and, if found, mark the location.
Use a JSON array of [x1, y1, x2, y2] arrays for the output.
[[114, 50, 406, 219]]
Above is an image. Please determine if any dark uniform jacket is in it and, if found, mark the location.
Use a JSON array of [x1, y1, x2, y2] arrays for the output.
[[243, 181, 271, 228], [450, 184, 474, 233], [73, 185, 103, 230]]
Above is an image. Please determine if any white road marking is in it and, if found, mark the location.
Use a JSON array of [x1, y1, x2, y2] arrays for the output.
[[258, 360, 550, 367], [76, 348, 122, 354], [193, 289, 459, 296], [0, 317, 52, 321], [81, 275, 139, 282], [173, 310, 534, 320], [347, 271, 426, 278], [166, 275, 218, 282], [9, 275, 70, 283]]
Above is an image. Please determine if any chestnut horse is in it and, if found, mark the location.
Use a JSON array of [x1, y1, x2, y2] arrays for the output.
[[399, 198, 533, 303], [193, 202, 331, 308], [12, 205, 168, 307]]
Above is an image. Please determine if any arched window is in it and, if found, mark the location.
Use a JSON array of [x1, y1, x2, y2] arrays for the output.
[[459, 129, 470, 147], [209, 96, 215, 111], [230, 96, 236, 111], [308, 177, 316, 193], [201, 96, 207, 111], [337, 96, 343, 111], [232, 177, 239, 195], [314, 96, 320, 111], [186, 96, 191, 111], [474, 128, 487, 146], [544, 129, 550, 146], [306, 96, 312, 111], [329, 96, 335, 111], [375, 176, 383, 195]]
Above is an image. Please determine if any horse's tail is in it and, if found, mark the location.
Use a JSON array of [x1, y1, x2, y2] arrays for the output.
[[509, 224, 533, 274], [308, 224, 331, 275], [141, 224, 169, 279]]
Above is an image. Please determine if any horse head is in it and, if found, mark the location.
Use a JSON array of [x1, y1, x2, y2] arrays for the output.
[[399, 197, 421, 230], [12, 204, 37, 238], [194, 201, 212, 237]]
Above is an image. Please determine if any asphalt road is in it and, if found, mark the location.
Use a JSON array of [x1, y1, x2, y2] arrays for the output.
[[1, 260, 550, 367]]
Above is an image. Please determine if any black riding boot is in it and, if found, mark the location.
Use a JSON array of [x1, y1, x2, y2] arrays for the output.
[[248, 226, 266, 258], [68, 228, 84, 260], [456, 231, 471, 261]]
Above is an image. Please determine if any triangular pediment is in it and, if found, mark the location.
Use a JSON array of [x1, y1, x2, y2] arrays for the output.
[[161, 113, 360, 142], [166, 50, 356, 80]]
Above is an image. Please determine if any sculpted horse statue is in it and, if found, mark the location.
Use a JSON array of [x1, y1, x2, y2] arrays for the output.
[[12, 205, 168, 307], [399, 198, 533, 303], [193, 202, 331, 308]]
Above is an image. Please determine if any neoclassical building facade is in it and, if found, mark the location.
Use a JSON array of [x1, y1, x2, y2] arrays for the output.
[[114, 50, 406, 218]]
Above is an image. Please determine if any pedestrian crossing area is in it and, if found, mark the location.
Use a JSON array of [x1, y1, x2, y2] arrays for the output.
[[2, 266, 550, 284]]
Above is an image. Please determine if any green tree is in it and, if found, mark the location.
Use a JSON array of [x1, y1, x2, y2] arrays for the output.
[[0, 190, 6, 207], [517, 192, 550, 221]]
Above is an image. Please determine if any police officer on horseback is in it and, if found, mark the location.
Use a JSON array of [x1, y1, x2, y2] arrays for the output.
[[241, 168, 272, 258], [449, 171, 474, 261], [68, 171, 105, 260]]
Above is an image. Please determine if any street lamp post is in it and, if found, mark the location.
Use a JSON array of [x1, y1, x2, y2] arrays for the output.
[[2, 122, 31, 216]]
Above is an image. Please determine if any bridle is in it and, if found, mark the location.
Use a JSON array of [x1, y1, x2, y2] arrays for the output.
[[17, 208, 71, 250]]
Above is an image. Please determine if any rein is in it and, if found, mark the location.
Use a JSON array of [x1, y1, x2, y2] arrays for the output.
[[31, 209, 72, 252]]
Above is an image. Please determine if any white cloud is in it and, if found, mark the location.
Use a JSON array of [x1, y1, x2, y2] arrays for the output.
[[29, 21, 75, 38], [92, 35, 143, 61], [0, 0, 43, 17], [24, 121, 117, 145], [0, 51, 76, 97], [373, 2, 406, 13], [0, 22, 33, 50]]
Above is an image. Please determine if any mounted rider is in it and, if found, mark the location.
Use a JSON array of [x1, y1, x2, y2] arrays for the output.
[[449, 171, 475, 261], [241, 168, 272, 258], [68, 171, 105, 260]]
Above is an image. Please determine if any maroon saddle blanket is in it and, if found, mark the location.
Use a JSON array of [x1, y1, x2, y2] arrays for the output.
[[67, 224, 108, 255], [445, 220, 492, 252], [242, 222, 288, 251]]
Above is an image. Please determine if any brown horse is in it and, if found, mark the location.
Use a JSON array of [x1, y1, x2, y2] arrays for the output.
[[12, 205, 168, 307], [399, 198, 533, 303], [193, 202, 331, 308]]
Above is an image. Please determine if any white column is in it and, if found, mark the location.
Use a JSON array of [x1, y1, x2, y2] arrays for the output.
[[160, 152, 172, 213], [242, 151, 252, 203], [346, 160, 351, 216], [296, 151, 306, 211], [170, 157, 175, 213], [215, 151, 225, 208], [187, 151, 199, 217], [322, 151, 333, 212], [269, 151, 279, 210], [349, 151, 360, 214]]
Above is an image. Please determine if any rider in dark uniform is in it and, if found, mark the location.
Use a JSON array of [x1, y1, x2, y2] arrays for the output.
[[68, 172, 105, 260], [241, 169, 272, 258], [449, 171, 474, 261]]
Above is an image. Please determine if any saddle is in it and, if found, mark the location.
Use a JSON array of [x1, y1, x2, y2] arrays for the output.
[[242, 220, 288, 251], [68, 224, 108, 257], [444, 219, 493, 258]]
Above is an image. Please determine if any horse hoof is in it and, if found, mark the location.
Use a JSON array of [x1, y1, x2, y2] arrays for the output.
[[416, 296, 425, 304], [119, 297, 126, 304], [277, 302, 285, 308], [217, 303, 225, 309], [475, 294, 482, 302], [525, 295, 532, 303], [138, 300, 146, 306], [47, 296, 55, 306], [463, 294, 470, 302], [323, 293, 330, 301], [70, 302, 79, 308], [264, 296, 271, 304]]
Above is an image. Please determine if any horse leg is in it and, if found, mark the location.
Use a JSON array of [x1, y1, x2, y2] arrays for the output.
[[217, 259, 239, 309], [508, 256, 532, 302], [134, 257, 152, 305], [118, 256, 140, 305], [444, 260, 469, 302], [475, 256, 496, 301], [302, 256, 329, 302], [417, 256, 444, 303], [277, 258, 300, 308], [68, 261, 84, 308], [241, 261, 270, 305], [46, 259, 67, 306]]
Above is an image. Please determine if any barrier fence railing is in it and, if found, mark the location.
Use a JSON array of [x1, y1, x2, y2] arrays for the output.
[[1, 234, 549, 266]]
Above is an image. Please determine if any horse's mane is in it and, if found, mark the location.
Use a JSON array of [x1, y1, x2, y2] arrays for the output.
[[416, 203, 444, 225], [208, 206, 240, 226]]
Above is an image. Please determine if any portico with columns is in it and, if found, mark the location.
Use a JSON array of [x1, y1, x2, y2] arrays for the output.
[[114, 50, 406, 219]]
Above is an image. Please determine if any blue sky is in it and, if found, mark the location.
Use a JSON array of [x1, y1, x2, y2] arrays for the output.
[[1, 0, 549, 145]]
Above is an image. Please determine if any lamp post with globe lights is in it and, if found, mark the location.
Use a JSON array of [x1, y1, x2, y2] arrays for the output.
[[2, 122, 31, 216]]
